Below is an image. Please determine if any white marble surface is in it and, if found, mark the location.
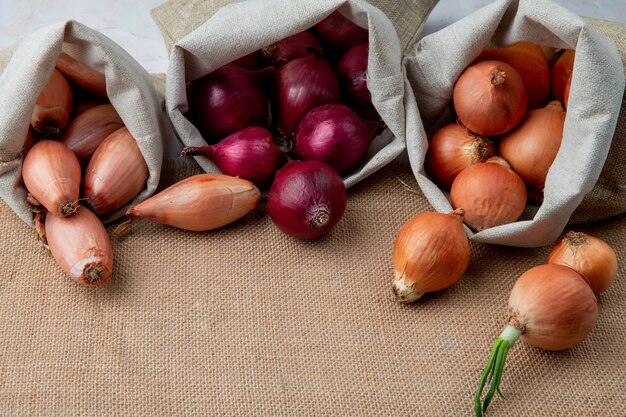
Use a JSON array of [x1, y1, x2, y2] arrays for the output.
[[0, 0, 624, 74]]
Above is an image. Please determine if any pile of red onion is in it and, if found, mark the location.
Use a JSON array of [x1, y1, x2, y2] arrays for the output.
[[183, 11, 385, 239]]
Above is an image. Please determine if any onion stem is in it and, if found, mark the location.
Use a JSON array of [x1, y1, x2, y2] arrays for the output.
[[474, 324, 522, 416]]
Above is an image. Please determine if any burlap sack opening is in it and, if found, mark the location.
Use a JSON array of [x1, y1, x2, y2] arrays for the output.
[[404, 0, 625, 247], [0, 20, 166, 226], [164, 0, 417, 188]]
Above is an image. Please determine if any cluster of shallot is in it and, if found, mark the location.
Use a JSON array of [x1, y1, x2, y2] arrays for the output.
[[474, 230, 617, 416], [181, 11, 385, 240], [22, 53, 146, 287], [425, 43, 575, 232]]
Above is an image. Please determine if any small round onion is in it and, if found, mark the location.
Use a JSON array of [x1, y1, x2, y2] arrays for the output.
[[268, 160, 347, 239], [453, 60, 527, 136], [262, 31, 321, 67], [293, 103, 384, 174], [499, 100, 566, 203], [313, 10, 368, 53], [425, 123, 495, 190], [180, 126, 286, 189], [273, 48, 340, 137], [551, 50, 575, 104], [186, 64, 273, 141], [450, 157, 527, 231], [337, 42, 378, 119]]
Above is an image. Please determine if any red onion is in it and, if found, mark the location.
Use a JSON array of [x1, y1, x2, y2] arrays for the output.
[[186, 64, 273, 141], [232, 50, 261, 69], [293, 103, 384, 174], [273, 48, 340, 137], [268, 160, 347, 239], [262, 31, 321, 67], [180, 126, 286, 189], [314, 11, 368, 53], [337, 42, 378, 119]]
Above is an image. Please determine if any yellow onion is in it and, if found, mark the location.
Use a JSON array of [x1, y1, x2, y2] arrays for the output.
[[22, 140, 81, 216], [450, 157, 527, 231], [45, 207, 113, 287], [124, 174, 260, 231], [475, 264, 597, 416], [55, 52, 108, 99], [82, 127, 148, 216], [499, 101, 566, 202], [392, 209, 470, 303], [551, 49, 575, 104], [59, 103, 124, 168], [31, 68, 74, 138], [547, 231, 617, 295]]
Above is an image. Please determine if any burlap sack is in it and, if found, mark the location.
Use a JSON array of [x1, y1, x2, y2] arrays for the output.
[[161, 0, 423, 188], [404, 0, 625, 247], [1, 160, 624, 416], [0, 20, 166, 225]]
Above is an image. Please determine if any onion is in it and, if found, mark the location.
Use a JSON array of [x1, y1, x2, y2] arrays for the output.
[[475, 264, 597, 416], [499, 100, 566, 202], [453, 60, 527, 136], [425, 123, 495, 190], [83, 127, 149, 216], [337, 42, 378, 119], [31, 68, 74, 138], [124, 174, 260, 232], [45, 207, 113, 287], [180, 126, 286, 189], [186, 64, 274, 141], [477, 42, 550, 108], [551, 49, 575, 104], [563, 75, 572, 109], [313, 10, 368, 53], [22, 140, 81, 217], [547, 231, 617, 295], [450, 157, 527, 231], [55, 52, 107, 99], [392, 209, 470, 303], [262, 31, 321, 67], [292, 103, 384, 174], [273, 48, 340, 137], [268, 160, 347, 239], [232, 50, 261, 69]]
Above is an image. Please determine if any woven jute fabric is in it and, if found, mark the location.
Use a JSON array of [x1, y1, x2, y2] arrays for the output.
[[0, 20, 166, 226], [404, 0, 625, 248], [1, 160, 624, 416], [150, 0, 439, 55]]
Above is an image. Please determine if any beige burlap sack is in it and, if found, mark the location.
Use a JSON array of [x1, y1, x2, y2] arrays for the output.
[[0, 20, 166, 225], [159, 0, 427, 187], [0, 160, 624, 416], [404, 0, 625, 247]]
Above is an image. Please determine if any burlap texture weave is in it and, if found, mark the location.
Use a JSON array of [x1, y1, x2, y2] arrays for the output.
[[0, 160, 624, 416]]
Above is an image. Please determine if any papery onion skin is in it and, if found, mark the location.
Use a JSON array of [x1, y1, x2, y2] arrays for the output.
[[547, 231, 617, 295], [268, 160, 347, 240], [450, 157, 527, 231], [187, 64, 273, 141], [293, 103, 384, 174], [337, 42, 378, 119], [45, 207, 113, 287], [180, 126, 286, 189], [313, 10, 368, 54], [453, 60, 527, 136], [392, 209, 470, 303], [509, 264, 597, 351], [499, 100, 565, 203], [22, 140, 81, 216], [126, 174, 260, 232], [273, 48, 340, 137], [31, 68, 74, 138], [83, 127, 149, 216], [425, 123, 495, 190], [55, 52, 108, 99], [262, 31, 321, 67], [551, 50, 575, 104], [59, 103, 125, 168], [477, 42, 550, 108]]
